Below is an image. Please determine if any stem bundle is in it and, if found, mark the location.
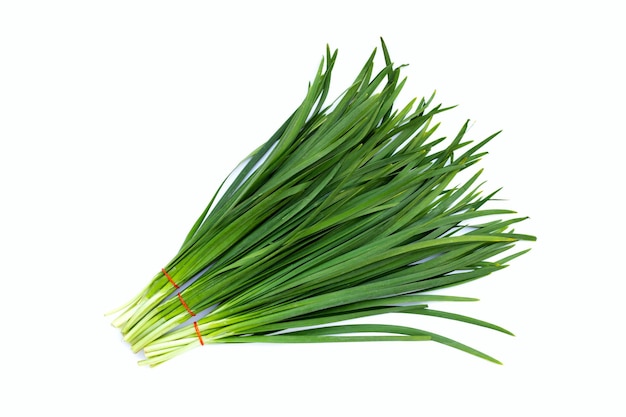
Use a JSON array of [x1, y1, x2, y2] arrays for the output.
[[109, 40, 535, 366]]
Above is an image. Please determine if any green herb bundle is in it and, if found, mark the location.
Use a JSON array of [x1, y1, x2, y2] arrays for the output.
[[109, 40, 534, 367]]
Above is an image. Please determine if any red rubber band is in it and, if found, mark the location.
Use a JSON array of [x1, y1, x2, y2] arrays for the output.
[[162, 268, 179, 289], [177, 293, 195, 316], [193, 321, 204, 346]]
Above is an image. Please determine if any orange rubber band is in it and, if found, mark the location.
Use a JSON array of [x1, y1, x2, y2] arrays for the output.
[[162, 268, 179, 289], [162, 267, 203, 346], [193, 321, 204, 346], [177, 293, 195, 316]]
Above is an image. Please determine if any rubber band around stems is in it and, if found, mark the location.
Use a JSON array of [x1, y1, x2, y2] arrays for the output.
[[193, 322, 204, 346], [162, 268, 204, 346], [177, 293, 196, 317], [161, 268, 179, 289]]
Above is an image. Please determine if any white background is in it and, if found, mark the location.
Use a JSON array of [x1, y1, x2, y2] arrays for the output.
[[1, 1, 624, 415]]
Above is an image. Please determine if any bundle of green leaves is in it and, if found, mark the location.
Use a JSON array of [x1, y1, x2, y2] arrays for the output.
[[109, 40, 535, 367]]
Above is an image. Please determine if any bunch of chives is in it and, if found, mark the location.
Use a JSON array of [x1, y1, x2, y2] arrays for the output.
[[109, 40, 534, 367]]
